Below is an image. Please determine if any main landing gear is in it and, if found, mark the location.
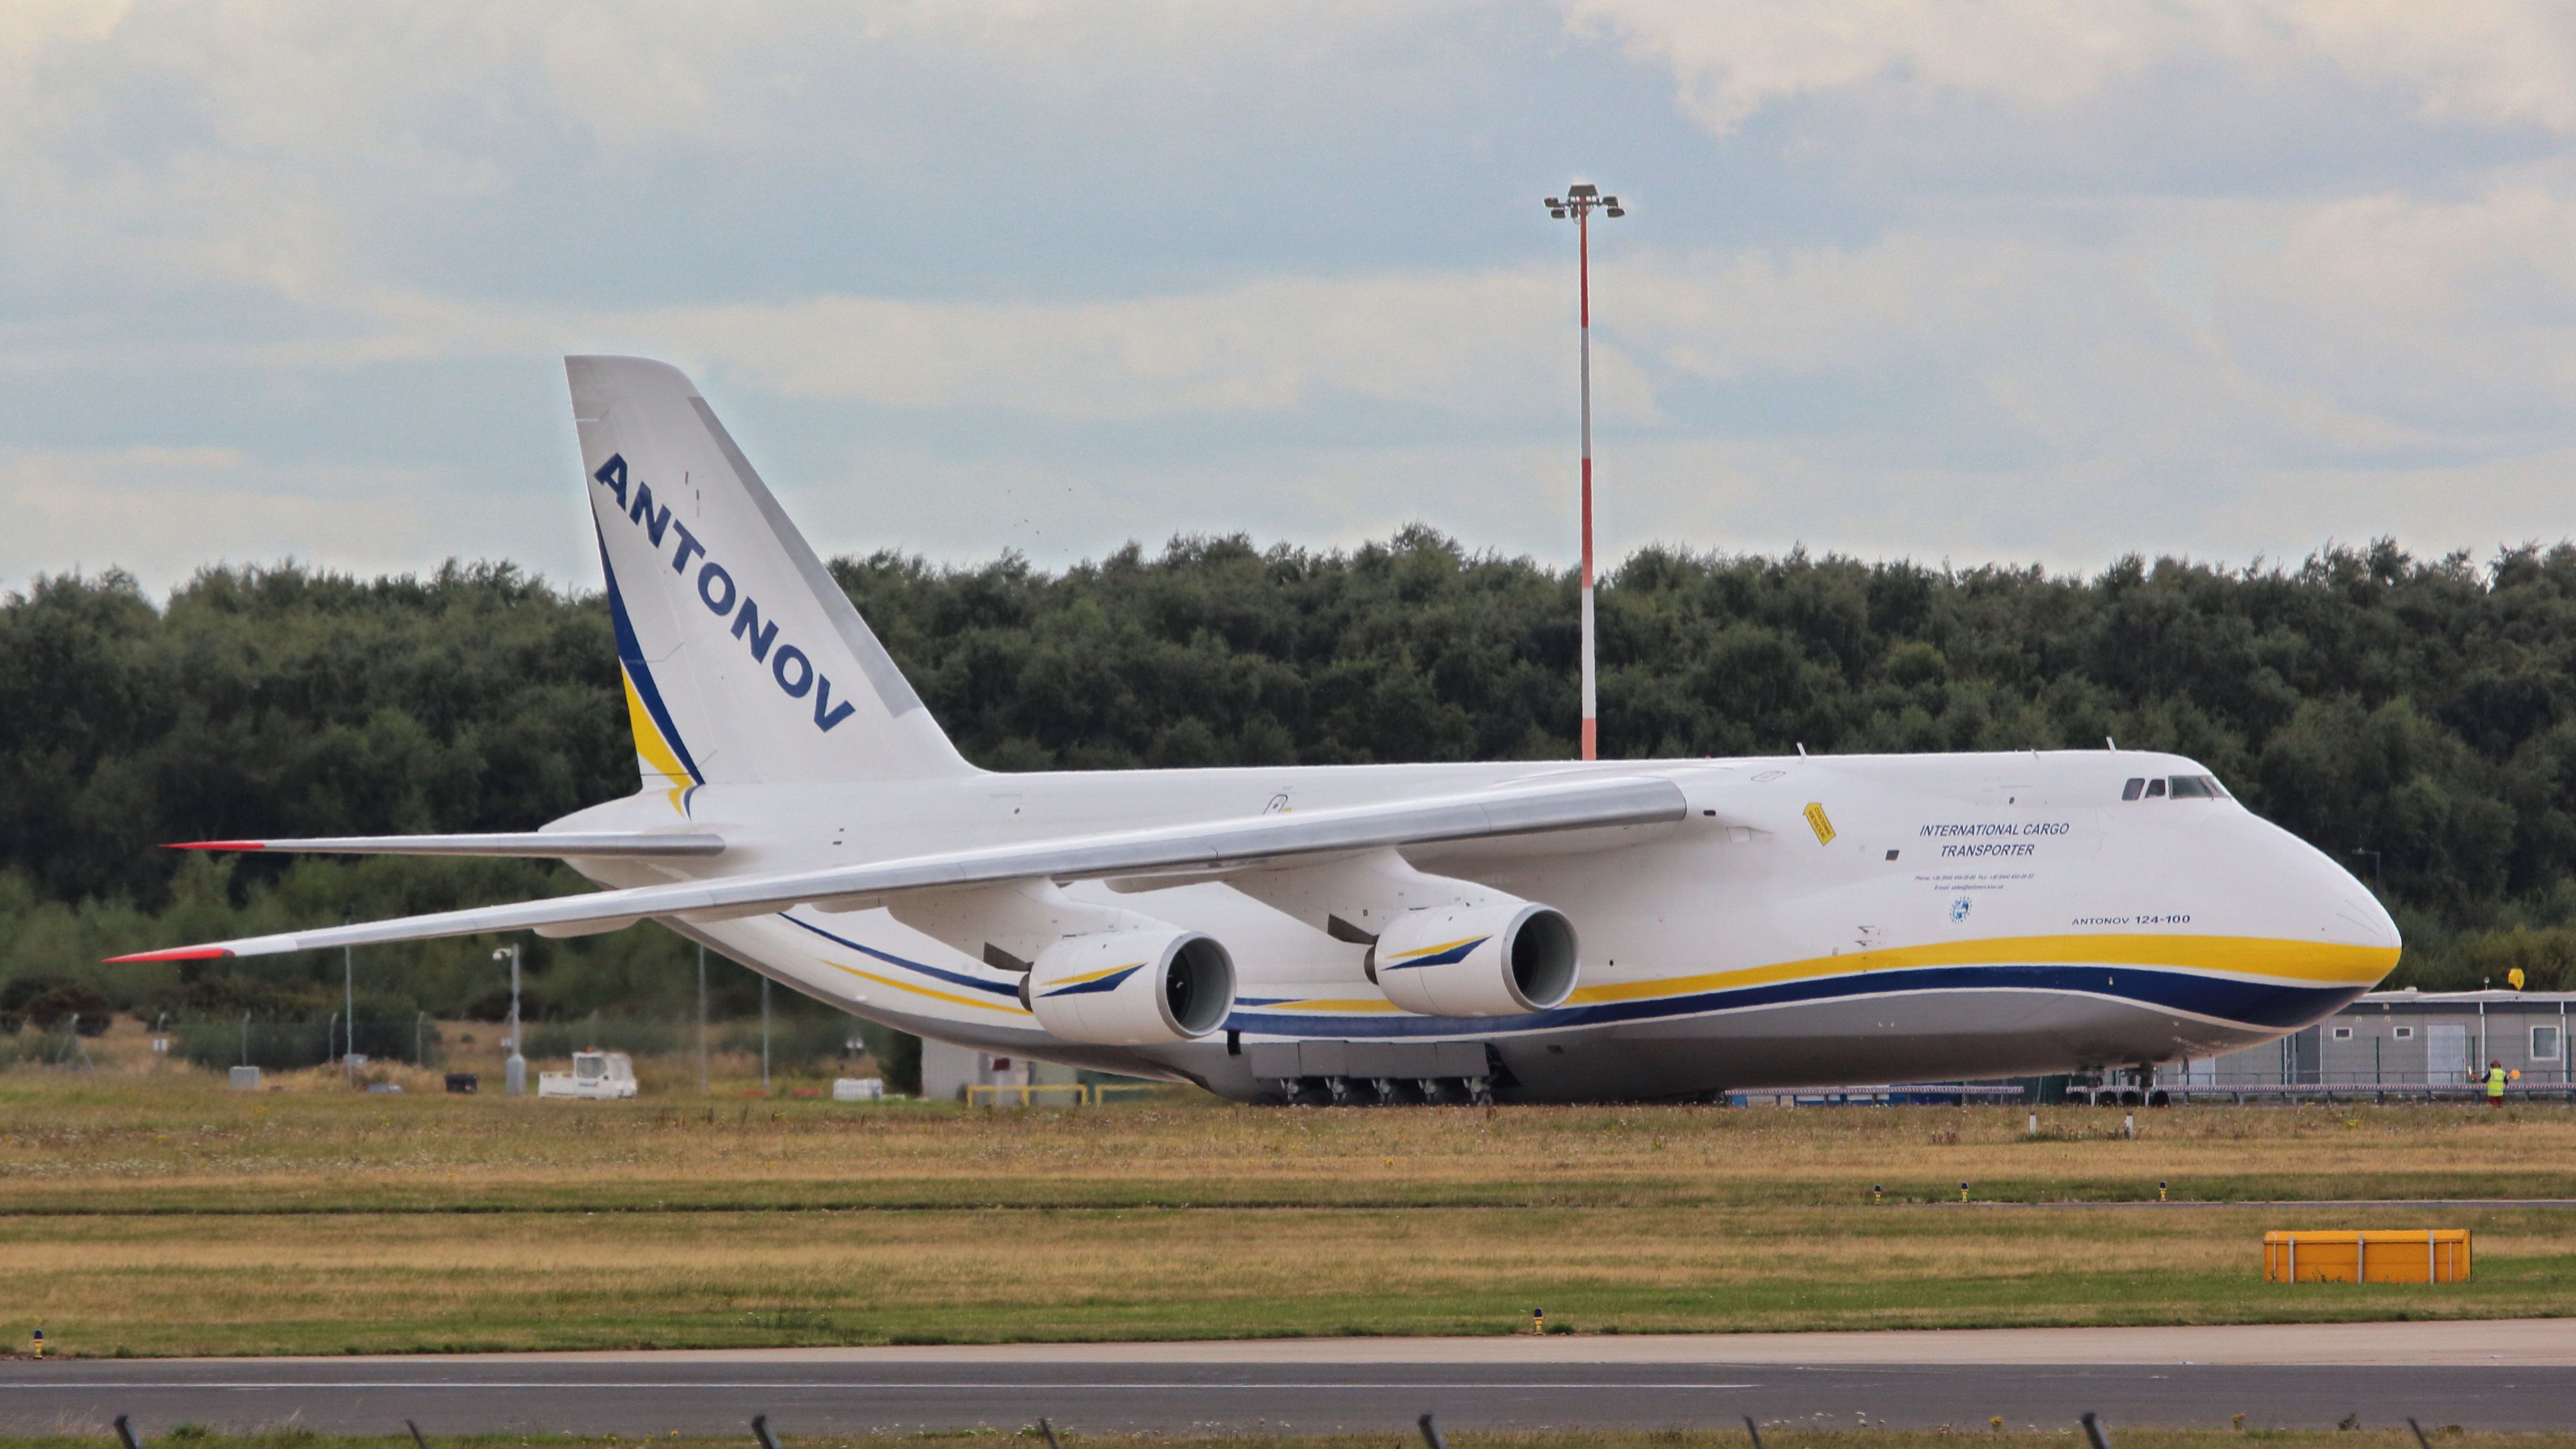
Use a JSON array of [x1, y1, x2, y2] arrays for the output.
[[1275, 1074, 1495, 1107]]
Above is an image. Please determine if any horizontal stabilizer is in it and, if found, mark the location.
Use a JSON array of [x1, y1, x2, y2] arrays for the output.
[[109, 775, 1686, 962], [168, 833, 727, 859]]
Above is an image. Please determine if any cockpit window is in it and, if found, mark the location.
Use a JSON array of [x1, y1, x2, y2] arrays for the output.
[[2123, 773, 2234, 801]]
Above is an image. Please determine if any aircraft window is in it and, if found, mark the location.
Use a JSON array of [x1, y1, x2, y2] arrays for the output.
[[2144, 778, 2166, 798], [2167, 775, 2227, 799], [2121, 778, 2145, 801]]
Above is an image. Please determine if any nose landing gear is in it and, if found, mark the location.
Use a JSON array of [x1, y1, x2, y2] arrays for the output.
[[2067, 1064, 2171, 1107]]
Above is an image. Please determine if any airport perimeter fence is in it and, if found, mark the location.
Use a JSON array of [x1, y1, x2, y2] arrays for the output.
[[154, 1010, 882, 1077], [1752, 1073, 2576, 1107], [2168, 1075, 2576, 1104], [170, 1014, 447, 1073]]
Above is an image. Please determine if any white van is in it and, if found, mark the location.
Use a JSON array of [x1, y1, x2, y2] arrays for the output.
[[537, 1050, 638, 1100]]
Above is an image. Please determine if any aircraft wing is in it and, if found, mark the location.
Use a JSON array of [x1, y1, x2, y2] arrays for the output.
[[109, 774, 1686, 962], [166, 833, 727, 858]]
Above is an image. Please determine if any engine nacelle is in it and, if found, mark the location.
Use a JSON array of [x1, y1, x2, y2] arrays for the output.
[[1028, 929, 1237, 1045], [1370, 901, 1578, 1017]]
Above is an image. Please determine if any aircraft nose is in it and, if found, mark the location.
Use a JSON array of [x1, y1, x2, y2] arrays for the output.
[[2269, 822, 2402, 956], [2338, 870, 2402, 953]]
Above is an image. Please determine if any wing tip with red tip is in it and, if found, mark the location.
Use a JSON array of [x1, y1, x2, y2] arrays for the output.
[[165, 841, 266, 851], [105, 946, 236, 963]]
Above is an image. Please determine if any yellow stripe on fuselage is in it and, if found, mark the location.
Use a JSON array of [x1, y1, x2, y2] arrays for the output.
[[1566, 932, 2396, 1008], [1255, 933, 2398, 1015], [820, 960, 1034, 1016]]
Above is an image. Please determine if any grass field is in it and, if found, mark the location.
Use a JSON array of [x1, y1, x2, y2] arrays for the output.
[[4, 1035, 2575, 1356]]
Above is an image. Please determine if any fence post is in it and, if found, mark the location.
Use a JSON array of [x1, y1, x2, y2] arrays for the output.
[[1744, 1415, 1768, 1449], [751, 1415, 782, 1449], [407, 1419, 432, 1449], [114, 1415, 143, 1449], [1418, 1413, 1448, 1449], [1040, 1417, 1064, 1449], [2082, 1412, 2114, 1449]]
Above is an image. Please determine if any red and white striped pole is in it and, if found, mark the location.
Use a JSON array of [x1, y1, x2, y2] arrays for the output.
[[1547, 183, 1622, 761], [1578, 205, 1596, 762]]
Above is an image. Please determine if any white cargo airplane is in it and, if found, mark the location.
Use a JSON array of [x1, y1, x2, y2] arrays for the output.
[[115, 357, 2402, 1103]]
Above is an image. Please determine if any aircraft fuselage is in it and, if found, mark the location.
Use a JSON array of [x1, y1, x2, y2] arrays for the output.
[[557, 747, 2398, 1102]]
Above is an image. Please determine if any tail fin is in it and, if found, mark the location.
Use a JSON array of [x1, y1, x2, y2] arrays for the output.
[[565, 356, 974, 791]]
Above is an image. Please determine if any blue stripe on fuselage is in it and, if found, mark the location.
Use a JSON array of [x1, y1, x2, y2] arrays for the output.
[[761, 914, 2351, 1043], [778, 912, 1023, 998], [1225, 962, 2363, 1038]]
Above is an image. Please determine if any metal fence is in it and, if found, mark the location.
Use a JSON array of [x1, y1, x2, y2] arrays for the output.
[[1737, 1074, 2576, 1107], [170, 1014, 445, 1071]]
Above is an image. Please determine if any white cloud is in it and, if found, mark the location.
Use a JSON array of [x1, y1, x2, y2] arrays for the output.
[[1567, 0, 2576, 136], [639, 269, 1614, 422], [5, 0, 2576, 593], [0, 445, 587, 599]]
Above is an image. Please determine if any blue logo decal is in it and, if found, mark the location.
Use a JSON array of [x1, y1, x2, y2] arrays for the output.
[[594, 453, 857, 734], [1041, 966, 1142, 999], [1951, 897, 1972, 923]]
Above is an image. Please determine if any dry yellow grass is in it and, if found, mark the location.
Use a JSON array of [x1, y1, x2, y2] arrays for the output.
[[10, 1201, 2571, 1348], [4, 1057, 2574, 1354], [5, 1067, 2575, 1212]]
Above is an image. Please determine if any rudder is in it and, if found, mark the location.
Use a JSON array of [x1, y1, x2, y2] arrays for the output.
[[565, 355, 974, 791]]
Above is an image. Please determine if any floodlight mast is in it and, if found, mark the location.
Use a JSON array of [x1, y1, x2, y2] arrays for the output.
[[494, 945, 524, 1095], [1545, 183, 1624, 760]]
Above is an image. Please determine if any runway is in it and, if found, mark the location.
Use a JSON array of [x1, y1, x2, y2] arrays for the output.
[[7, 1323, 2574, 1437]]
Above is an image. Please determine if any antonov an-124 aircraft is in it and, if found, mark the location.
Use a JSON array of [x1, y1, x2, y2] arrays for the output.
[[114, 357, 2402, 1103]]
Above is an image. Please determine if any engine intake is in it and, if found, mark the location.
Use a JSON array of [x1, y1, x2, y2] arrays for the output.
[[1028, 928, 1237, 1045], [1370, 902, 1578, 1017]]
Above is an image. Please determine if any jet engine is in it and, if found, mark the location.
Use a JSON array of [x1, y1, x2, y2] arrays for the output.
[[1026, 928, 1238, 1045], [1369, 901, 1578, 1017]]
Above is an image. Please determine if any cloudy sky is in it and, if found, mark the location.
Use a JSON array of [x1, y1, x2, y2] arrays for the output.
[[7, 1, 2576, 596]]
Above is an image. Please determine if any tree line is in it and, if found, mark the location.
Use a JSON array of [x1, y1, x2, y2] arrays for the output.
[[6, 529, 2575, 1033]]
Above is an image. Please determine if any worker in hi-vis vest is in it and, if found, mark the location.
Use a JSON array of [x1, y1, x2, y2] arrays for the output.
[[2487, 1059, 2509, 1107]]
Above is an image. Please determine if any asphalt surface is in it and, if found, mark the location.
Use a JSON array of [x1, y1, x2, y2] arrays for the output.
[[8, 1323, 2576, 1438]]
